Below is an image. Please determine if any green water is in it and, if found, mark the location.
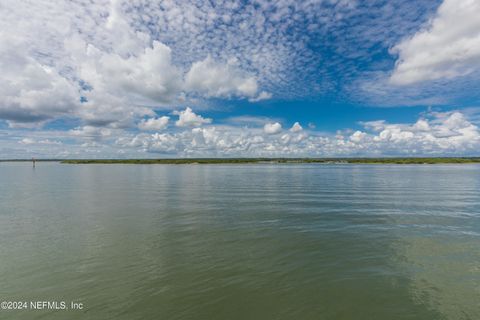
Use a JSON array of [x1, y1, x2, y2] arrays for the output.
[[0, 162, 479, 319]]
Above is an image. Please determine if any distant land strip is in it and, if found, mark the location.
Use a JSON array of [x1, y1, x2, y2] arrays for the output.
[[57, 157, 480, 164], [2, 158, 480, 164]]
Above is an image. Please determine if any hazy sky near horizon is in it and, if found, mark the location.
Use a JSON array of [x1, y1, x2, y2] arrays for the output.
[[1, 0, 480, 158]]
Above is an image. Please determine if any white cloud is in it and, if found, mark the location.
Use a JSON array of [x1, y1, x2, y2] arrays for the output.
[[185, 56, 259, 98], [138, 116, 169, 131], [105, 0, 151, 57], [19, 138, 36, 145], [226, 115, 281, 126], [264, 122, 282, 134], [70, 126, 113, 141], [349, 131, 366, 143], [2, 0, 480, 159], [38, 139, 62, 145], [73, 40, 183, 105], [0, 0, 276, 129], [290, 122, 303, 132], [390, 0, 480, 85], [63, 34, 183, 128], [19, 138, 62, 145], [174, 107, 212, 127], [249, 91, 272, 102], [4, 110, 480, 159], [0, 1, 184, 128], [0, 0, 454, 121], [359, 111, 480, 152], [0, 35, 80, 126], [413, 119, 431, 131]]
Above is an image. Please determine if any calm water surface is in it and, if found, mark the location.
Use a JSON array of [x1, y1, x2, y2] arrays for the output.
[[0, 162, 479, 319]]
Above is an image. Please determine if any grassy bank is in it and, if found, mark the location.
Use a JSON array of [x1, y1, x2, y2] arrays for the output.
[[59, 157, 480, 165]]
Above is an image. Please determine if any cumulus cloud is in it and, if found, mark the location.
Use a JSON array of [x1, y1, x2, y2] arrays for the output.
[[19, 138, 36, 145], [356, 111, 480, 153], [185, 56, 259, 98], [138, 116, 169, 131], [113, 111, 480, 157], [4, 110, 480, 159], [174, 107, 212, 127], [0, 0, 456, 125], [264, 122, 282, 134], [2, 0, 480, 159], [390, 0, 480, 85], [0, 1, 183, 128], [71, 39, 183, 105], [249, 91, 273, 102], [0, 35, 79, 126], [0, 0, 275, 129], [104, 0, 151, 57], [226, 116, 280, 126], [70, 126, 113, 141], [19, 138, 62, 145], [349, 131, 366, 143], [290, 122, 303, 132]]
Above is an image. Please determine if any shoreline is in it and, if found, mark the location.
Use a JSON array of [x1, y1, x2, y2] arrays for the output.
[[2, 158, 480, 165], [33, 158, 480, 164]]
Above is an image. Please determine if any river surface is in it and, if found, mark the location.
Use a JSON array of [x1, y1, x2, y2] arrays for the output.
[[0, 162, 479, 319]]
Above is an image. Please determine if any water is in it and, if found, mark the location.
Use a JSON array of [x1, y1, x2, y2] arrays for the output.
[[0, 162, 479, 320]]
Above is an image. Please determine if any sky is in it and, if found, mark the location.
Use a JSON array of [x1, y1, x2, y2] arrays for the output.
[[1, 0, 480, 158]]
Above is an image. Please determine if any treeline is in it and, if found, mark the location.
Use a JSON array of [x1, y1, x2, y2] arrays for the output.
[[60, 157, 480, 164]]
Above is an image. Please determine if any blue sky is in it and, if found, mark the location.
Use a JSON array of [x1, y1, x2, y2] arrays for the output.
[[1, 0, 480, 158]]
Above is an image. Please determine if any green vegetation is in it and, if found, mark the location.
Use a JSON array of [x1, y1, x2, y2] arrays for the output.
[[2, 157, 479, 164], [59, 157, 480, 165]]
